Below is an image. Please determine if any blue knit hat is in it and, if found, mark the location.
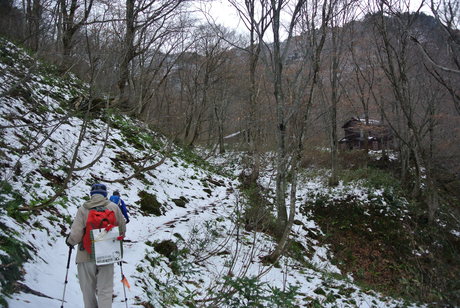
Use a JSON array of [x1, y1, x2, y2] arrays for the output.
[[90, 183, 107, 197]]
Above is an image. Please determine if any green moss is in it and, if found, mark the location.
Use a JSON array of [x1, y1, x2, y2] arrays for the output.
[[111, 114, 163, 152], [171, 197, 188, 208], [0, 181, 30, 223], [136, 265, 144, 273], [8, 84, 34, 103], [338, 167, 403, 193], [153, 240, 178, 262], [174, 145, 231, 177], [287, 239, 310, 264], [152, 239, 192, 275], [0, 40, 35, 67], [0, 225, 32, 300], [113, 139, 124, 148], [137, 191, 163, 216]]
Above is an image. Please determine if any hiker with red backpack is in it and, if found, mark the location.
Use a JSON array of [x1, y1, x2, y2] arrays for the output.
[[66, 183, 126, 308]]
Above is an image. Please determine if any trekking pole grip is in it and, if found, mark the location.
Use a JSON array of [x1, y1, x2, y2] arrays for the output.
[[66, 246, 73, 268]]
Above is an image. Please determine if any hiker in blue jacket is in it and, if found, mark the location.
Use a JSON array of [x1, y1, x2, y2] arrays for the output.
[[110, 190, 129, 223]]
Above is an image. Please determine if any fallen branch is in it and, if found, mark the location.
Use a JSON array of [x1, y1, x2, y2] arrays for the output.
[[92, 156, 166, 183]]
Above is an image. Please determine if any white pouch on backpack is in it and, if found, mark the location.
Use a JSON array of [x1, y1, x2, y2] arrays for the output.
[[91, 226, 123, 265]]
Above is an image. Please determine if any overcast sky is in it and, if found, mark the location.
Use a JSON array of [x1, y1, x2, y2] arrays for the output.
[[191, 0, 432, 37], [191, 0, 244, 32]]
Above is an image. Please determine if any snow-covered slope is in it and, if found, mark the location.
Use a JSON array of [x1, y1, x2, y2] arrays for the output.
[[0, 39, 425, 308]]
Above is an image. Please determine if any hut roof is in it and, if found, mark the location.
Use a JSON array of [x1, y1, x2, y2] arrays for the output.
[[342, 117, 382, 128]]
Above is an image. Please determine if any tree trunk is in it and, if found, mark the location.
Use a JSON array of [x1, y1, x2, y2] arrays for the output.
[[214, 103, 225, 154], [118, 0, 135, 105], [247, 33, 262, 183], [58, 0, 94, 63], [272, 1, 288, 229], [329, 101, 338, 186], [263, 159, 298, 263], [26, 0, 41, 51]]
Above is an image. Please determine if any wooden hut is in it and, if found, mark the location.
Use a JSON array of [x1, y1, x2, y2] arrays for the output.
[[339, 117, 393, 150]]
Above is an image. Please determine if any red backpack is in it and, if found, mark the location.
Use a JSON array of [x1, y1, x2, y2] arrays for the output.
[[82, 206, 117, 254]]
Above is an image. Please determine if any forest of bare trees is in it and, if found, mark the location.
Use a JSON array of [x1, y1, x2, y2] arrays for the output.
[[1, 0, 459, 257]]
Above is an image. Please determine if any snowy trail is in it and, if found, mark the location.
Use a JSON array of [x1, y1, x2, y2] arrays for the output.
[[5, 173, 425, 308], [6, 179, 235, 308]]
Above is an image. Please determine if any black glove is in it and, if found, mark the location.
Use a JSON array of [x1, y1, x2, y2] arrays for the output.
[[126, 218, 130, 224], [65, 235, 74, 248]]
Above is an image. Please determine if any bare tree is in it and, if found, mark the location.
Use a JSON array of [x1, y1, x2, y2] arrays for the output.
[[0, 0, 24, 41], [58, 0, 94, 61], [178, 25, 235, 148], [412, 0, 460, 115], [228, 0, 272, 182], [117, 0, 186, 109], [319, 0, 357, 186], [371, 0, 446, 221], [268, 0, 305, 230], [262, 0, 334, 262], [24, 0, 43, 51]]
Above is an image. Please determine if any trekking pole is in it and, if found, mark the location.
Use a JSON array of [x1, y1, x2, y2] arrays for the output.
[[61, 245, 73, 308], [119, 261, 129, 308]]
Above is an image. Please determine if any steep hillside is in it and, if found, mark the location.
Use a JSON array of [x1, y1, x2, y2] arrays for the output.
[[0, 39, 448, 308]]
